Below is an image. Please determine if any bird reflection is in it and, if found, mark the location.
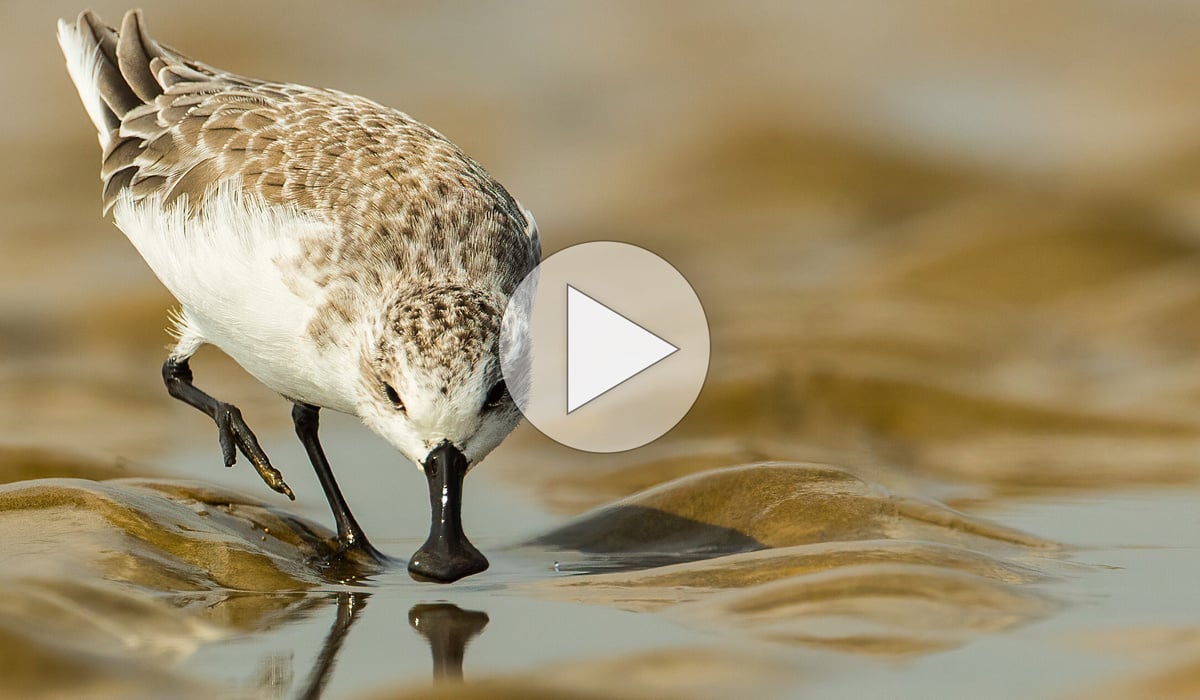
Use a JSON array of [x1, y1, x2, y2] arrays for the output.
[[408, 603, 490, 681], [290, 593, 489, 698], [297, 591, 368, 700]]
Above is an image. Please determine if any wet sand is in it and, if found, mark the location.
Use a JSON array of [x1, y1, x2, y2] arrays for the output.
[[6, 1, 1200, 698]]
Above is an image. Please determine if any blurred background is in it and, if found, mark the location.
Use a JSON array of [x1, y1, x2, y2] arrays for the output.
[[6, 2, 1200, 698]]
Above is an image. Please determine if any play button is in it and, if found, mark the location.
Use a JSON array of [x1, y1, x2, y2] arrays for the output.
[[500, 241, 710, 453], [566, 285, 678, 413]]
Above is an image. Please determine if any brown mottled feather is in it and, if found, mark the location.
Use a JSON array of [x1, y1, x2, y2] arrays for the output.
[[71, 10, 538, 351], [77, 11, 530, 242]]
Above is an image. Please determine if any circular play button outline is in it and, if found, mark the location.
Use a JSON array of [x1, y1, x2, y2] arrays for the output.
[[500, 241, 710, 454]]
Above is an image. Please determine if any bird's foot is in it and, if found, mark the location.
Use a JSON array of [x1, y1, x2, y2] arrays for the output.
[[214, 402, 294, 499], [308, 535, 394, 578]]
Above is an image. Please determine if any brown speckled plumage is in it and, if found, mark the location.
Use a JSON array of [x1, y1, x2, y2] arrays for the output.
[[65, 9, 539, 366]]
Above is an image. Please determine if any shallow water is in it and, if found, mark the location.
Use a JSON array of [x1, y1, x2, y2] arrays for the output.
[[9, 426, 1200, 699], [8, 1, 1200, 698]]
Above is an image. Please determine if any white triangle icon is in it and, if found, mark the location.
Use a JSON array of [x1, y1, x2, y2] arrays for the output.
[[566, 285, 679, 413]]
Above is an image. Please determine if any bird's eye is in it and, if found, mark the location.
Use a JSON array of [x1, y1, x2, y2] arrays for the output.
[[483, 380, 508, 410], [383, 383, 405, 411]]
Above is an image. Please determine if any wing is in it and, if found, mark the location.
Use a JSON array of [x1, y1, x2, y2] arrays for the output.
[[59, 9, 276, 213], [57, 10, 528, 229]]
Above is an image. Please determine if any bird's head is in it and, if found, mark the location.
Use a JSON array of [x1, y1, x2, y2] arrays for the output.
[[357, 283, 524, 582], [359, 284, 520, 468]]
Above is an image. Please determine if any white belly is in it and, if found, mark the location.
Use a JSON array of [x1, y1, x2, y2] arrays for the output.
[[112, 184, 362, 414]]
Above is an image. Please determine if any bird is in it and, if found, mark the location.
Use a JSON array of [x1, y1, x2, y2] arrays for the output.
[[56, 9, 540, 583]]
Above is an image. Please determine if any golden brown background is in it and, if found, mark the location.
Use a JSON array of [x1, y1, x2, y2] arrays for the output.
[[5, 2, 1200, 698]]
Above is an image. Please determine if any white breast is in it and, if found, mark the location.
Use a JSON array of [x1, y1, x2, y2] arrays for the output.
[[112, 183, 362, 414]]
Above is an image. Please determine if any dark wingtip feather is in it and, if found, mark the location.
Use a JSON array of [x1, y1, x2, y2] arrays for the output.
[[118, 9, 167, 103], [77, 9, 141, 120], [64, 11, 120, 135], [101, 167, 137, 213], [76, 9, 104, 32]]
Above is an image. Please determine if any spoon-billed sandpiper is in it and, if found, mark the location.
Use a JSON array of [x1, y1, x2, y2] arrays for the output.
[[57, 9, 540, 582]]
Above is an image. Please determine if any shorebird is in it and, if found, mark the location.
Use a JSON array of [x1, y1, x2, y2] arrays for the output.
[[57, 9, 539, 582]]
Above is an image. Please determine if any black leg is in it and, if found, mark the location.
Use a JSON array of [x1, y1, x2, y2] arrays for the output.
[[162, 357, 293, 499], [291, 402, 388, 563]]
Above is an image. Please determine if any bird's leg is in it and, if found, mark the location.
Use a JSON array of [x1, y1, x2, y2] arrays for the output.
[[162, 357, 294, 499], [291, 402, 389, 563]]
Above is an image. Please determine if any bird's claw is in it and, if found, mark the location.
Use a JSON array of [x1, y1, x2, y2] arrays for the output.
[[214, 402, 295, 500]]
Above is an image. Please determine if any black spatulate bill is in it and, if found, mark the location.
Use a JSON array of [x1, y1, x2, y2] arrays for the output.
[[408, 441, 488, 583]]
